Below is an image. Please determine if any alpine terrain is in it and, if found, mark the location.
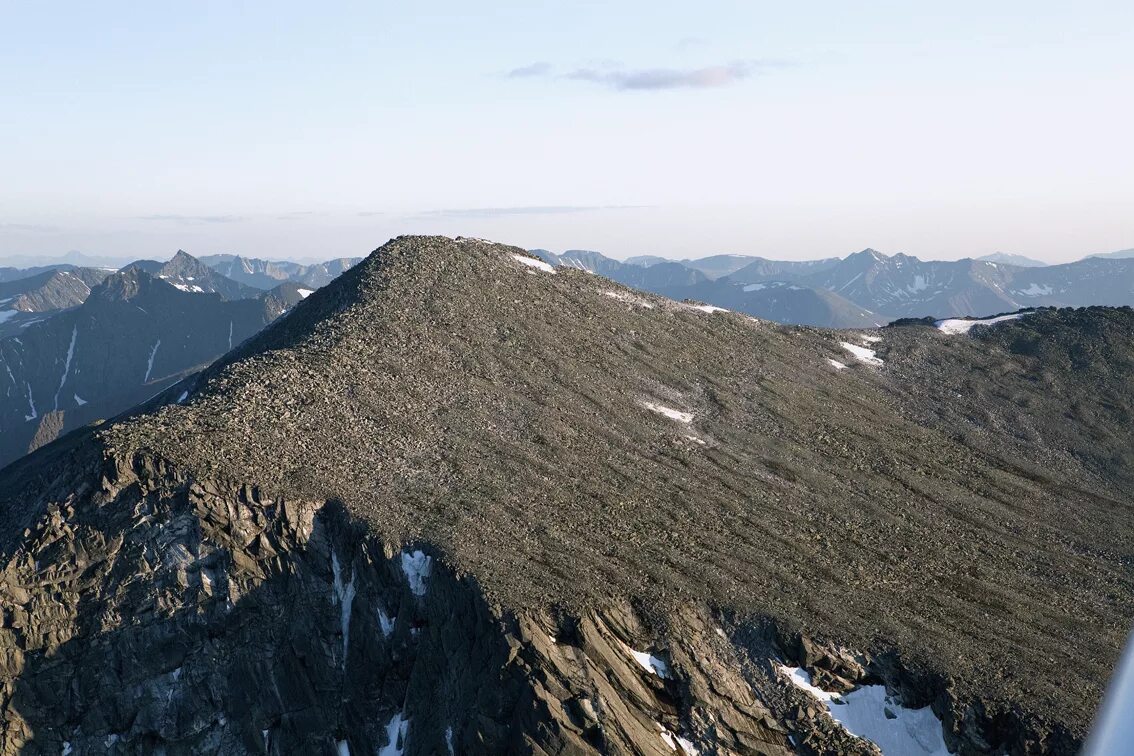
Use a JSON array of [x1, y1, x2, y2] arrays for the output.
[[0, 236, 1131, 755]]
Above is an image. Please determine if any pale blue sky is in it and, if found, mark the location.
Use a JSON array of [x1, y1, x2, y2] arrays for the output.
[[1, 1, 1131, 262]]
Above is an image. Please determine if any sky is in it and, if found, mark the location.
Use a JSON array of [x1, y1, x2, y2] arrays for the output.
[[1, 1, 1131, 264]]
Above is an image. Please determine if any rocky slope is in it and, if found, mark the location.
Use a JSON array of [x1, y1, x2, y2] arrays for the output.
[[0, 237, 1131, 755]]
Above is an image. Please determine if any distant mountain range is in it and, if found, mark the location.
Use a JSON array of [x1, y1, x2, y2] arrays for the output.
[[200, 254, 362, 290], [534, 247, 1134, 327]]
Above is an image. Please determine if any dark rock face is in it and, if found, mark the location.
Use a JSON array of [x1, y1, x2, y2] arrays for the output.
[[0, 237, 1131, 754]]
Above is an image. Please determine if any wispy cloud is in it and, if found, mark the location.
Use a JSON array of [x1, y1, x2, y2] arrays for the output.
[[566, 62, 760, 90], [506, 60, 776, 91], [137, 214, 246, 224], [0, 222, 60, 233], [414, 205, 646, 219], [276, 211, 318, 221], [506, 61, 553, 78]]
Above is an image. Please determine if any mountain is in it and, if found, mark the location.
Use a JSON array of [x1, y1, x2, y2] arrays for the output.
[[625, 254, 842, 281], [731, 249, 1134, 322], [622, 254, 669, 267], [537, 249, 875, 326], [0, 268, 114, 337], [538, 248, 1134, 327], [1, 263, 78, 283], [676, 279, 884, 328], [0, 267, 109, 312], [0, 250, 131, 269], [200, 254, 363, 290], [125, 250, 259, 300], [0, 237, 1129, 754], [676, 254, 763, 280], [0, 268, 295, 468], [976, 252, 1047, 267], [1084, 248, 1134, 260]]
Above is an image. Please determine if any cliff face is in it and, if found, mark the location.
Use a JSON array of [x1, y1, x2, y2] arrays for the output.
[[0, 237, 1130, 754]]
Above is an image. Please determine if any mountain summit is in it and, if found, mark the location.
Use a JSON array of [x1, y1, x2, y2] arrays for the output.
[[1, 236, 1131, 754]]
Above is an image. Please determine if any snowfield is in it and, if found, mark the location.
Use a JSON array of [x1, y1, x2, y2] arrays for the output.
[[779, 665, 950, 755], [935, 312, 1028, 335], [511, 254, 556, 274]]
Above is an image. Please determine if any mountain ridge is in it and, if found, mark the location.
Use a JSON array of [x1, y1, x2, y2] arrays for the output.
[[1, 236, 1131, 754]]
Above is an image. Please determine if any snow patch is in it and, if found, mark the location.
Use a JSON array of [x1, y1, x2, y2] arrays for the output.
[[840, 342, 884, 366], [1016, 283, 1052, 297], [935, 312, 1028, 335], [330, 552, 357, 658], [335, 740, 350, 756], [657, 723, 698, 754], [511, 254, 556, 274], [297, 288, 315, 298], [401, 550, 432, 596], [177, 391, 189, 403], [24, 382, 37, 422], [74, 394, 87, 406], [691, 304, 728, 313], [378, 711, 409, 756], [642, 401, 693, 424], [445, 726, 455, 755], [378, 606, 396, 638], [603, 290, 655, 308], [742, 283, 767, 292], [171, 283, 205, 293], [629, 647, 670, 678], [54, 326, 78, 411], [828, 359, 848, 371], [0, 310, 18, 324], [779, 665, 950, 756], [143, 340, 161, 382]]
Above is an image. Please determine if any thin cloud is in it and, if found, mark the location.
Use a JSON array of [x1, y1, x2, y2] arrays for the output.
[[505, 62, 553, 78], [137, 214, 246, 224], [566, 62, 758, 90], [506, 59, 780, 91], [415, 205, 646, 219], [0, 222, 60, 233]]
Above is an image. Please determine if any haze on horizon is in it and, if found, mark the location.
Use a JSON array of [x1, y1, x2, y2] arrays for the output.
[[2, 1, 1131, 265]]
